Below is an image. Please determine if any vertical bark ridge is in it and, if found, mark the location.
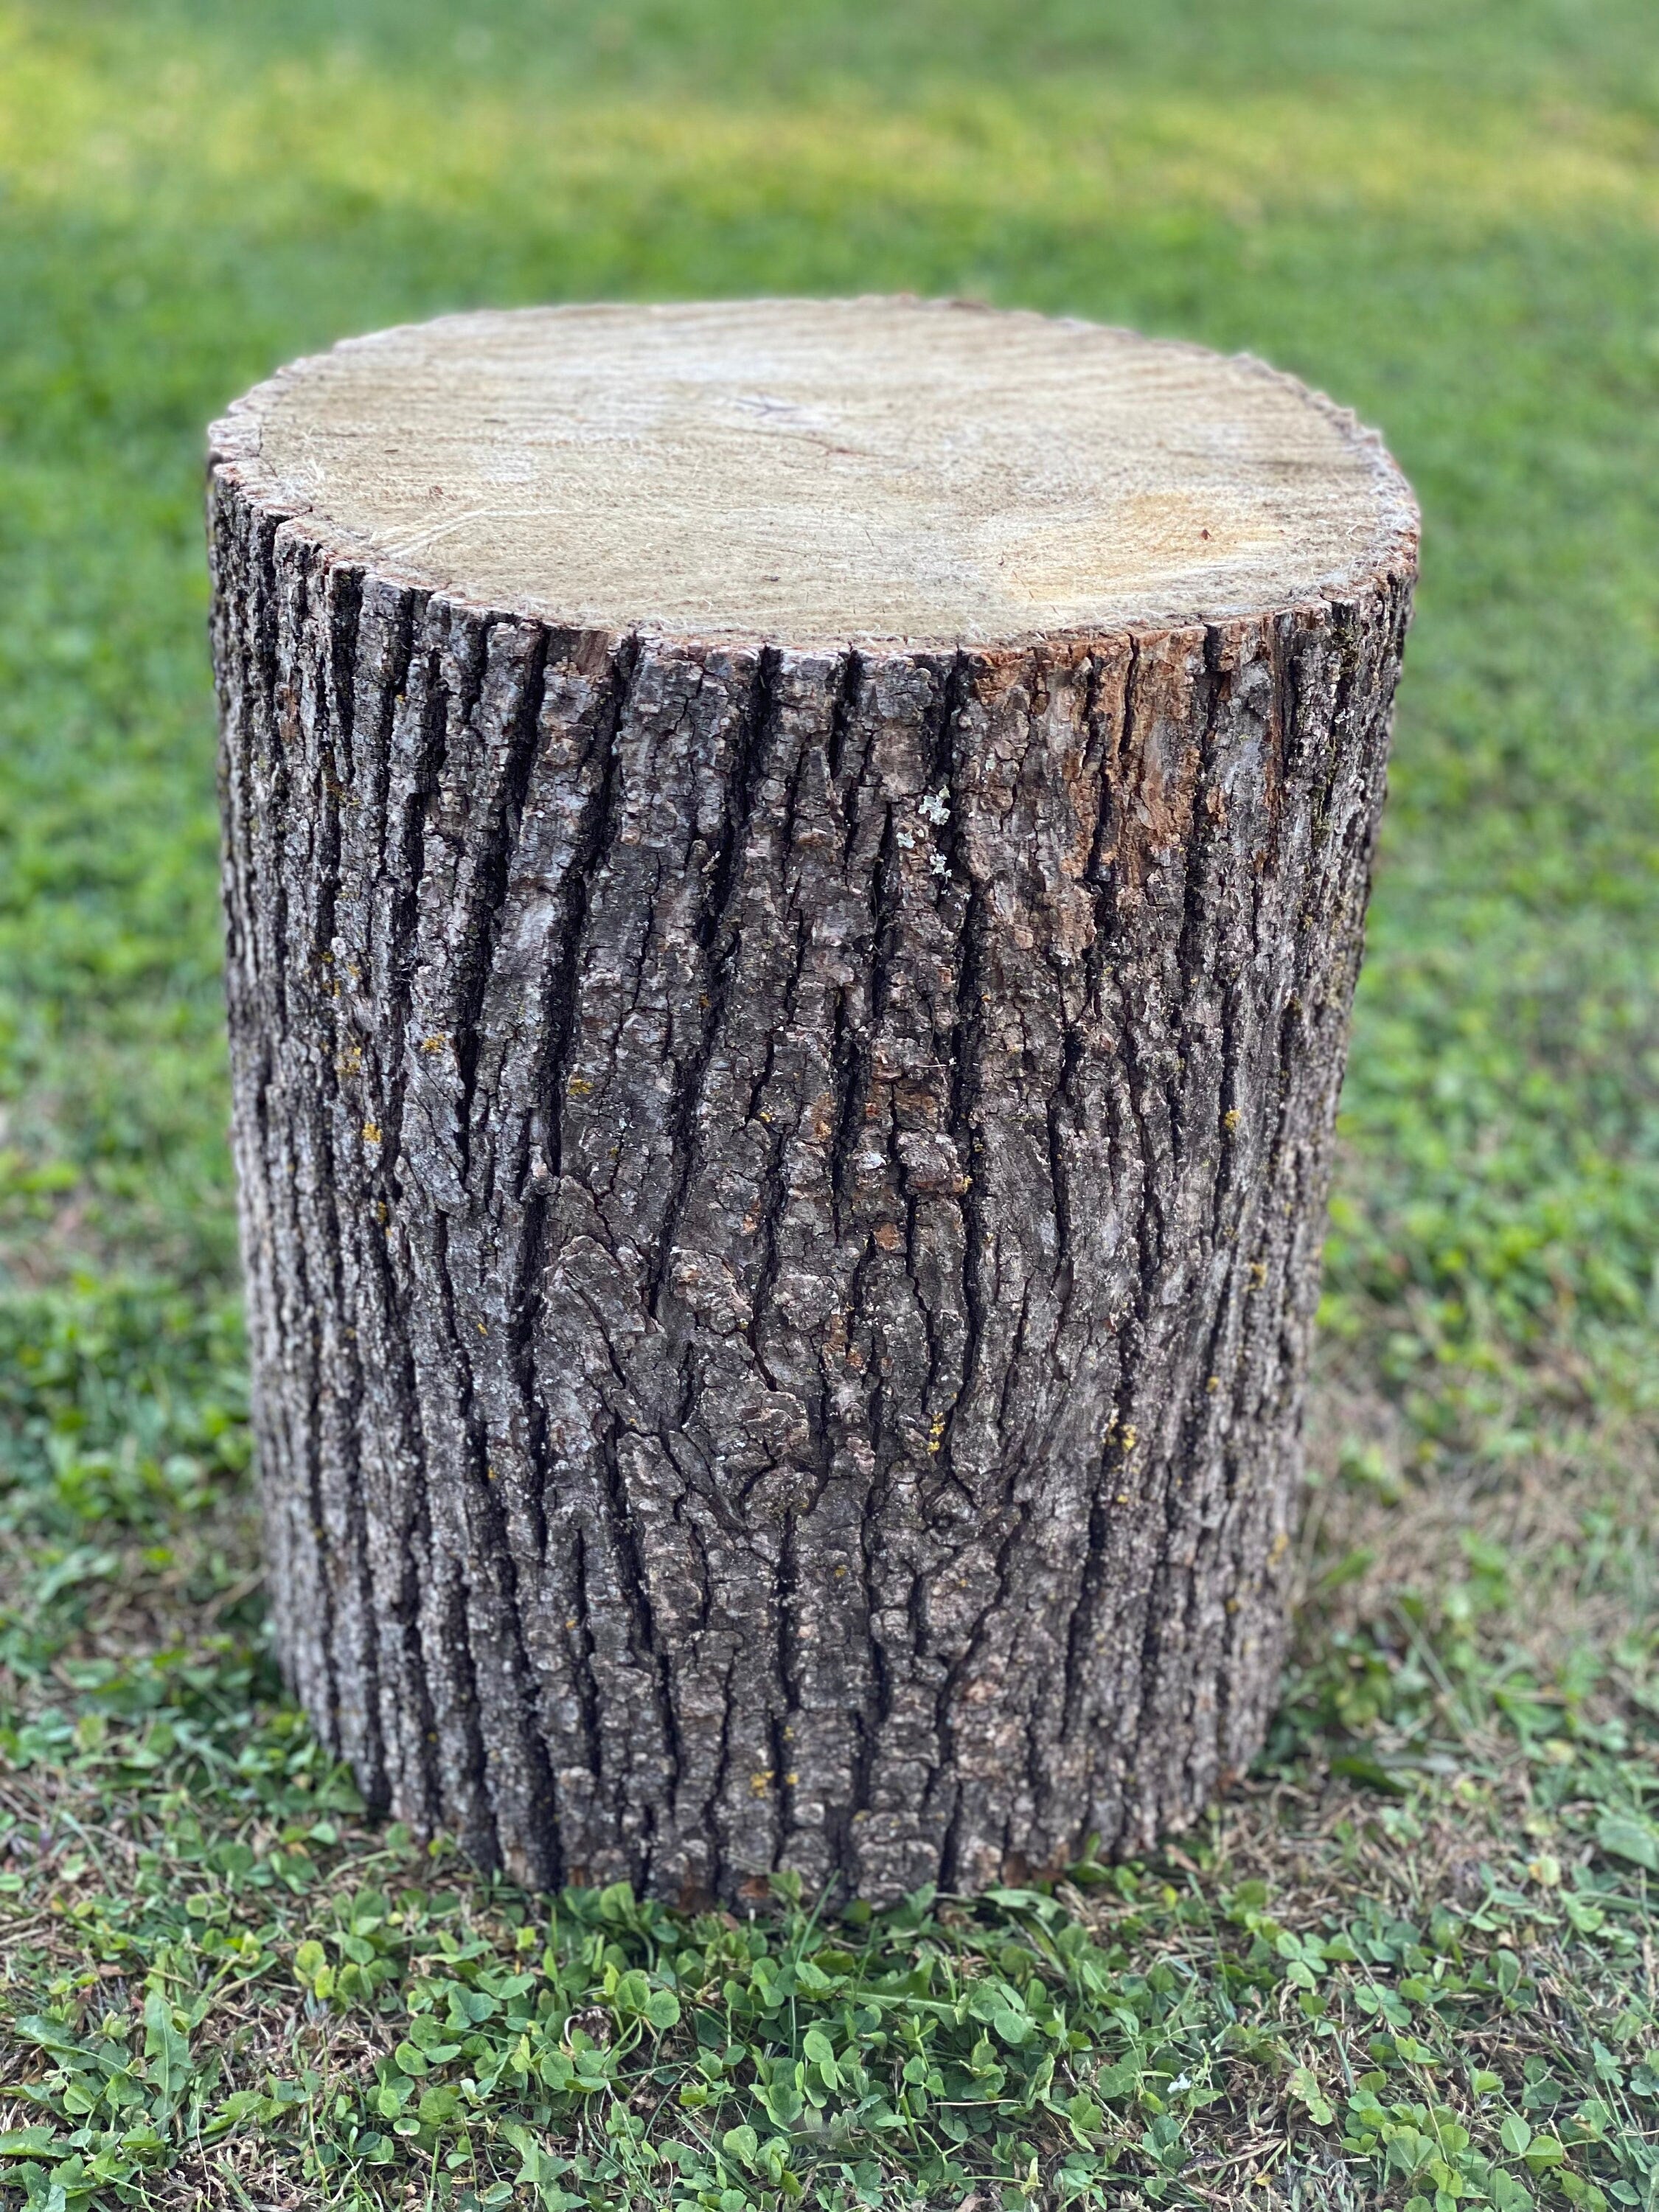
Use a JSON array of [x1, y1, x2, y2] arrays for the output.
[[313, 560, 394, 1813], [285, 536, 387, 1805], [488, 636, 641, 1883], [261, 526, 341, 1757], [333, 575, 443, 1831], [214, 470, 1412, 1902], [646, 644, 781, 1318]]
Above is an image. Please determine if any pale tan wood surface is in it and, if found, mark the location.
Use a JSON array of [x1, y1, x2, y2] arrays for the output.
[[213, 296, 1414, 649]]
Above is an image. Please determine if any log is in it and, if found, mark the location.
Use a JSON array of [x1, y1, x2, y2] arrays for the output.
[[208, 299, 1415, 1904]]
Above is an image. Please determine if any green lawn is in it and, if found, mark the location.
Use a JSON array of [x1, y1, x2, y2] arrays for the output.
[[2, 2, 1659, 2206]]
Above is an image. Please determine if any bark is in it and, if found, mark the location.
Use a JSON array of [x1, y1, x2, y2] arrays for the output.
[[210, 348, 1413, 1907]]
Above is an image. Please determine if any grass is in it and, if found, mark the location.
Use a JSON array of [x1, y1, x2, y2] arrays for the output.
[[1, 0, 1658, 2204]]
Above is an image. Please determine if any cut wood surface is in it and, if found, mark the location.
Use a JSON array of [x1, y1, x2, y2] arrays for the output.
[[209, 297, 1416, 1902], [214, 298, 1413, 647]]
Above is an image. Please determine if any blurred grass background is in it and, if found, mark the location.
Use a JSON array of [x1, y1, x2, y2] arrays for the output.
[[2, 3, 1659, 2207]]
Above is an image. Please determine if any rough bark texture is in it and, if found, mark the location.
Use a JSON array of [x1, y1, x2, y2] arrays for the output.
[[209, 318, 1413, 1907]]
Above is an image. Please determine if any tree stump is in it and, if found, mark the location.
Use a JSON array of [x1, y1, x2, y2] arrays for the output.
[[209, 299, 1415, 1903]]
